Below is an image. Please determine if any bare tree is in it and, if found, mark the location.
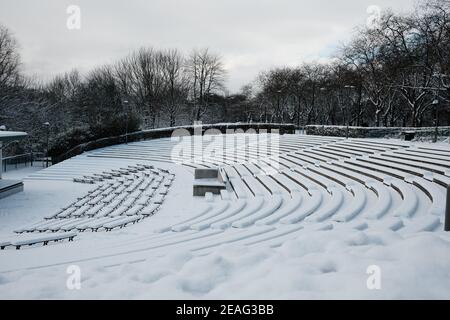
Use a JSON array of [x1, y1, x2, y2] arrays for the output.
[[160, 49, 188, 127], [0, 25, 20, 89], [186, 49, 226, 121]]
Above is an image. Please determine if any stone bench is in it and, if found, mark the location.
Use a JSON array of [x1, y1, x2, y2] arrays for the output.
[[193, 168, 227, 196]]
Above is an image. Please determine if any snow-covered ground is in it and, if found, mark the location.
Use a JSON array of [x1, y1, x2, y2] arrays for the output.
[[0, 133, 450, 299]]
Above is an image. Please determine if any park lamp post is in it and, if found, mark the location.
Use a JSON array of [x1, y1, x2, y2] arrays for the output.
[[432, 98, 439, 143], [43, 122, 50, 168], [123, 100, 129, 144], [432, 72, 450, 144], [275, 89, 282, 124], [344, 85, 355, 139]]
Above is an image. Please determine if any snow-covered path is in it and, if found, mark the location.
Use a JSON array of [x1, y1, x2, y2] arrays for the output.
[[1, 134, 450, 299]]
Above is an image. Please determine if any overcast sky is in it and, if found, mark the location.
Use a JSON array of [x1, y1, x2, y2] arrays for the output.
[[0, 0, 417, 93]]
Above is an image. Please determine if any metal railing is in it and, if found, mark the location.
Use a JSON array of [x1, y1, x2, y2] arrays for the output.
[[1, 152, 49, 172]]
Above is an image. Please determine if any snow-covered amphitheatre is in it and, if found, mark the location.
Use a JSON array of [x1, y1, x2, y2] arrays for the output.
[[1, 126, 450, 299]]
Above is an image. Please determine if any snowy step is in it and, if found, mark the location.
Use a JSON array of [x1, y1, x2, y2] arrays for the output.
[[391, 180, 419, 218], [190, 200, 247, 231], [401, 215, 441, 233], [153, 203, 212, 233], [280, 189, 323, 224], [211, 197, 264, 230], [256, 192, 303, 225], [305, 186, 344, 222], [242, 175, 270, 196], [256, 174, 287, 195], [172, 201, 230, 232], [333, 184, 367, 222], [192, 226, 276, 252], [364, 181, 393, 219], [232, 195, 283, 228]]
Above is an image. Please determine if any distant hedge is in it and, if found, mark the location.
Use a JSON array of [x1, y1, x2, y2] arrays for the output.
[[305, 125, 450, 139]]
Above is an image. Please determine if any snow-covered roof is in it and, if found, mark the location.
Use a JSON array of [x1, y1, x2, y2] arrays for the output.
[[0, 131, 28, 143]]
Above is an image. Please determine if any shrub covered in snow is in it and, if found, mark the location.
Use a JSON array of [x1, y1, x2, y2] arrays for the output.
[[306, 125, 450, 140]]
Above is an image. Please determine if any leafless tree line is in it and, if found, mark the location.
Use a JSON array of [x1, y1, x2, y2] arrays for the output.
[[250, 0, 450, 127], [0, 36, 227, 154], [0, 0, 449, 157]]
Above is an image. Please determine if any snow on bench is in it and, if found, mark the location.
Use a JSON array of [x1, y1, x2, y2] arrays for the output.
[[319, 145, 364, 157], [229, 177, 252, 199], [121, 197, 136, 208], [222, 166, 239, 179], [125, 205, 144, 216], [158, 185, 170, 195], [59, 218, 92, 232], [135, 196, 151, 206], [352, 139, 409, 149], [320, 162, 373, 185], [106, 205, 128, 217], [36, 218, 80, 232], [332, 161, 384, 183], [334, 141, 383, 153], [389, 151, 450, 168], [104, 216, 143, 231], [0, 241, 11, 250], [140, 203, 160, 216], [255, 174, 288, 195], [367, 155, 441, 178], [234, 164, 252, 177], [152, 194, 165, 204], [73, 178, 95, 184], [242, 176, 271, 197], [283, 170, 324, 192], [309, 147, 349, 160], [80, 216, 126, 232], [270, 173, 304, 193], [102, 194, 116, 203], [350, 157, 413, 181], [14, 219, 57, 234], [294, 167, 339, 190], [243, 163, 263, 175], [72, 205, 92, 217], [11, 232, 77, 250], [74, 198, 90, 208]]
